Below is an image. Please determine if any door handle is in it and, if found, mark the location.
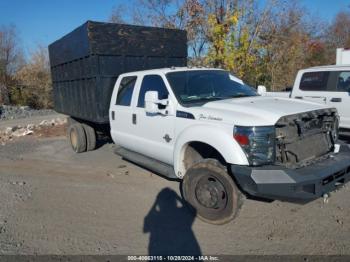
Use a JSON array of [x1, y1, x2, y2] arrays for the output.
[[294, 96, 303, 99], [132, 113, 137, 125], [111, 111, 115, 120], [330, 97, 342, 102]]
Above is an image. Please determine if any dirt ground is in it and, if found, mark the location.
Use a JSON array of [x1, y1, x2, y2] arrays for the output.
[[0, 126, 350, 255]]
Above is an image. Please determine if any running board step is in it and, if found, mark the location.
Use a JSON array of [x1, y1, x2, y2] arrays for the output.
[[114, 147, 177, 179]]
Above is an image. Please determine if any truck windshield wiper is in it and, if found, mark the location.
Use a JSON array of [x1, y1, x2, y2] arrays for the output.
[[208, 94, 254, 100], [184, 93, 254, 103], [193, 95, 254, 104], [228, 94, 254, 98], [197, 96, 224, 102]]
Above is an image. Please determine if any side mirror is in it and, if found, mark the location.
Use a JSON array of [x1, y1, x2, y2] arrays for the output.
[[145, 91, 168, 115], [257, 85, 267, 95], [145, 91, 159, 114]]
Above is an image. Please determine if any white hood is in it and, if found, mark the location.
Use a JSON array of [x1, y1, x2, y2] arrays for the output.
[[190, 96, 331, 126]]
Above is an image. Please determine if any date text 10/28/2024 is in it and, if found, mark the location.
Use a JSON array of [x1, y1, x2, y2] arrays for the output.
[[127, 256, 219, 261]]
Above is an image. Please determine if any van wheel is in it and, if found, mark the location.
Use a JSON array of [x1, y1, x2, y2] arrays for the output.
[[181, 159, 242, 225], [68, 124, 87, 153], [82, 123, 96, 151]]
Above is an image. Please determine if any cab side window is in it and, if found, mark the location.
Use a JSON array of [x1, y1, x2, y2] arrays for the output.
[[300, 72, 329, 91], [116, 76, 137, 106], [300, 71, 350, 92], [137, 75, 169, 108]]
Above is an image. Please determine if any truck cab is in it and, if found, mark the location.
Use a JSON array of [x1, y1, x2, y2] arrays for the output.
[[109, 67, 258, 176], [290, 66, 350, 130], [110, 71, 176, 165], [110, 67, 350, 224]]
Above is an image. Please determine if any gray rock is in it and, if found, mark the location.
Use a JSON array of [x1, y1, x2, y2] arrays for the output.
[[39, 120, 50, 126], [27, 124, 35, 130], [5, 127, 13, 135]]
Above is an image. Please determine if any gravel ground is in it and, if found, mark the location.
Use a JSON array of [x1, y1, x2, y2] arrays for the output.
[[0, 105, 56, 121], [0, 132, 349, 256]]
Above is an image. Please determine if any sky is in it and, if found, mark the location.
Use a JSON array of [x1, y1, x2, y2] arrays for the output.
[[0, 0, 349, 57]]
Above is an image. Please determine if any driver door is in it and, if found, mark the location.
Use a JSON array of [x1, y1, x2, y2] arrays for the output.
[[132, 74, 175, 165]]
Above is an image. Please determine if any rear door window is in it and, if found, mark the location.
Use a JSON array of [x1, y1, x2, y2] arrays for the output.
[[116, 76, 137, 106]]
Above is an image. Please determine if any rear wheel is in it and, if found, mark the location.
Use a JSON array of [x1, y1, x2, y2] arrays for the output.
[[181, 159, 242, 225], [82, 123, 96, 151], [68, 123, 87, 153]]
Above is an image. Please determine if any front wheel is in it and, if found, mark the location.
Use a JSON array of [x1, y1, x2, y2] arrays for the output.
[[181, 159, 242, 225]]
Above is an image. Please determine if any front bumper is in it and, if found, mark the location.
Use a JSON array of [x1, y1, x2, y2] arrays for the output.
[[231, 144, 350, 202]]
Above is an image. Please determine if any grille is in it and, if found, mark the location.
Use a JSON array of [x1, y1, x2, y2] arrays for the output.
[[275, 109, 338, 168]]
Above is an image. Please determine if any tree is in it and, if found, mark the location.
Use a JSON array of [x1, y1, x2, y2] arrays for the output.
[[14, 45, 52, 108], [327, 11, 350, 49], [205, 0, 274, 84], [177, 0, 208, 62], [108, 0, 334, 89], [109, 5, 127, 24], [109, 0, 209, 61], [322, 11, 350, 64], [0, 25, 23, 104], [258, 1, 331, 90]]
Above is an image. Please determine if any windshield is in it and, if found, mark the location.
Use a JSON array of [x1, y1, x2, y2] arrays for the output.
[[166, 70, 257, 107]]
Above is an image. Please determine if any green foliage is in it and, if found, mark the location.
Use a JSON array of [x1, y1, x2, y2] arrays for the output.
[[205, 1, 264, 86], [9, 85, 50, 109]]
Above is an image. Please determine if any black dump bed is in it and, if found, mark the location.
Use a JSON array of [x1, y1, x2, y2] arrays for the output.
[[48, 21, 187, 124]]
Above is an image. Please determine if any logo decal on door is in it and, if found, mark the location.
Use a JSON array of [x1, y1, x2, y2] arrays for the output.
[[163, 134, 172, 143]]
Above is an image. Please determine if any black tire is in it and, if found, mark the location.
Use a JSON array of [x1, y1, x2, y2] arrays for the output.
[[181, 159, 242, 225], [82, 123, 96, 151], [68, 124, 87, 153]]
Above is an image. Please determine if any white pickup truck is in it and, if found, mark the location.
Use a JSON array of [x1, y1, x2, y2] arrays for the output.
[[104, 67, 350, 224], [259, 66, 350, 131], [51, 22, 350, 225]]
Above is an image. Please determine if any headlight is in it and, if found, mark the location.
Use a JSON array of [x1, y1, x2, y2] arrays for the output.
[[234, 126, 276, 166]]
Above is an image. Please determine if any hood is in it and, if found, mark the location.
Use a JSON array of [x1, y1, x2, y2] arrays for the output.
[[190, 96, 331, 126]]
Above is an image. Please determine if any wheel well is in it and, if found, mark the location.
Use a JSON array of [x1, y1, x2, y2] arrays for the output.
[[182, 141, 226, 173]]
